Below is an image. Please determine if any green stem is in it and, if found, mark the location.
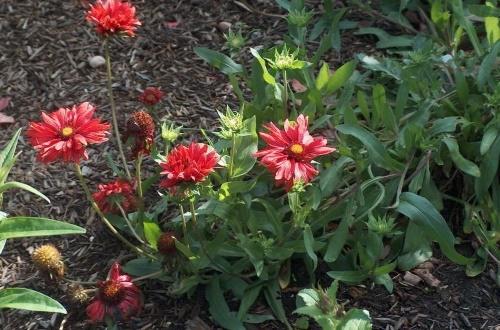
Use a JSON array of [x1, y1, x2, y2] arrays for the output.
[[132, 269, 164, 282], [104, 38, 132, 180], [74, 164, 157, 260], [282, 69, 289, 119], [116, 202, 144, 244], [228, 133, 236, 180], [189, 199, 198, 227], [135, 153, 144, 211], [179, 204, 188, 242]]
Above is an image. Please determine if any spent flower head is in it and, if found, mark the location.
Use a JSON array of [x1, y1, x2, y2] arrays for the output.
[[216, 106, 244, 139], [124, 111, 155, 159], [287, 8, 314, 27], [157, 231, 177, 255], [161, 121, 182, 143], [32, 244, 65, 279]]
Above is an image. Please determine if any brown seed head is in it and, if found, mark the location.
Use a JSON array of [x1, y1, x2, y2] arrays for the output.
[[157, 231, 177, 255], [32, 244, 65, 278]]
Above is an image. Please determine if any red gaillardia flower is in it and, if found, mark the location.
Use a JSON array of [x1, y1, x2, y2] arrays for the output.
[[93, 180, 136, 214], [27, 102, 110, 164], [159, 143, 219, 190], [86, 262, 142, 323], [123, 111, 155, 159], [139, 87, 164, 106], [254, 114, 335, 190], [86, 0, 141, 37]]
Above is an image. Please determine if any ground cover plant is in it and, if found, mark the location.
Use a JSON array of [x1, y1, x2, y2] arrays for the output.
[[0, 0, 498, 329]]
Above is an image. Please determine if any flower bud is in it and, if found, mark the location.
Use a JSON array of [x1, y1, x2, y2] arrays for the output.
[[161, 121, 182, 143], [287, 8, 313, 27], [225, 29, 246, 50], [217, 106, 243, 139]]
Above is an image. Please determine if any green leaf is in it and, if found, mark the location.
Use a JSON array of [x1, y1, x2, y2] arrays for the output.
[[326, 270, 369, 283], [237, 284, 262, 321], [0, 217, 85, 240], [315, 62, 330, 90], [319, 157, 353, 197], [478, 42, 500, 89], [0, 128, 21, 170], [303, 225, 318, 271], [0, 182, 50, 203], [355, 27, 414, 48], [123, 258, 162, 277], [397, 193, 473, 265], [143, 221, 162, 249], [480, 126, 498, 155], [250, 48, 276, 85], [428, 117, 461, 136], [398, 222, 432, 270], [194, 47, 244, 75], [468, 4, 500, 17], [326, 61, 355, 94], [373, 84, 397, 133], [231, 117, 258, 178], [206, 278, 245, 330], [475, 136, 500, 199], [264, 282, 291, 329], [338, 309, 372, 330], [0, 288, 66, 313], [0, 240, 5, 254], [336, 124, 404, 171], [374, 274, 393, 293], [442, 137, 481, 177]]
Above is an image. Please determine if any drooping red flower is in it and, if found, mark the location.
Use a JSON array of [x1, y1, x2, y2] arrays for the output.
[[92, 180, 136, 214], [138, 87, 164, 106], [254, 114, 335, 190], [159, 143, 219, 190], [86, 0, 141, 37], [86, 262, 142, 323], [123, 111, 155, 159], [27, 102, 110, 164]]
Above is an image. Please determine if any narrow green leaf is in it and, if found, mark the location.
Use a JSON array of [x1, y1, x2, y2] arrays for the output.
[[0, 128, 21, 169], [194, 47, 243, 75], [0, 182, 50, 203], [264, 282, 291, 329], [326, 61, 355, 94], [480, 126, 498, 155], [303, 225, 317, 271], [143, 221, 162, 249], [0, 217, 85, 240], [315, 62, 330, 90], [478, 42, 500, 89], [373, 84, 397, 133], [397, 193, 473, 265], [206, 278, 245, 330], [0, 288, 66, 313], [326, 270, 369, 283], [337, 124, 404, 171], [338, 309, 372, 330], [250, 48, 276, 85], [442, 137, 481, 177], [231, 116, 258, 178], [475, 136, 500, 199], [319, 156, 353, 197], [237, 284, 262, 321], [123, 258, 162, 277]]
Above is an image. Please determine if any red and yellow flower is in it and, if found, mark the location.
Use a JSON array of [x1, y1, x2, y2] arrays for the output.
[[27, 102, 110, 164], [93, 180, 136, 214], [86, 262, 142, 323], [254, 114, 335, 190], [86, 0, 141, 37], [159, 142, 219, 190]]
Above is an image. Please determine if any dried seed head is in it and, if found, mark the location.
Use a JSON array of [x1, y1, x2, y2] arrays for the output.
[[124, 111, 155, 158], [157, 231, 177, 255], [32, 244, 65, 278], [68, 284, 90, 304]]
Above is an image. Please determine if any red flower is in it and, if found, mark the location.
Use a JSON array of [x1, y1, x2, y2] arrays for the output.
[[27, 102, 110, 164], [123, 111, 155, 159], [159, 143, 219, 190], [138, 87, 164, 106], [86, 0, 141, 37], [93, 180, 136, 214], [86, 262, 142, 323], [254, 114, 335, 190]]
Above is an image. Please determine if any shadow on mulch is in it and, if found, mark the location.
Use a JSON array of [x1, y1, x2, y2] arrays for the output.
[[1, 0, 498, 329]]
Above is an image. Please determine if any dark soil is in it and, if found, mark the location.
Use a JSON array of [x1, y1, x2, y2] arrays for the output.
[[0, 1, 498, 329]]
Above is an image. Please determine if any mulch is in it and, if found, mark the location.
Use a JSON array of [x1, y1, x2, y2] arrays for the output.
[[0, 0, 498, 329]]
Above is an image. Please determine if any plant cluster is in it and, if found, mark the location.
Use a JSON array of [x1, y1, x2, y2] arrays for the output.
[[1, 0, 498, 329]]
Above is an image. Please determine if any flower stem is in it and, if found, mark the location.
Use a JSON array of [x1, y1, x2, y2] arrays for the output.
[[282, 69, 289, 119], [132, 269, 164, 282], [179, 204, 188, 245], [74, 163, 157, 260], [228, 133, 236, 180], [189, 199, 198, 227], [135, 153, 144, 210], [116, 202, 145, 244], [104, 38, 132, 180]]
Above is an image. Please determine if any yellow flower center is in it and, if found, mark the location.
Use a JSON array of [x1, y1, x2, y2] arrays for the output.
[[102, 281, 121, 299], [61, 127, 74, 137], [290, 143, 304, 154]]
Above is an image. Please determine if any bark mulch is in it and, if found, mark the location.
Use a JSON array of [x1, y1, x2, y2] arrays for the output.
[[0, 0, 498, 329]]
